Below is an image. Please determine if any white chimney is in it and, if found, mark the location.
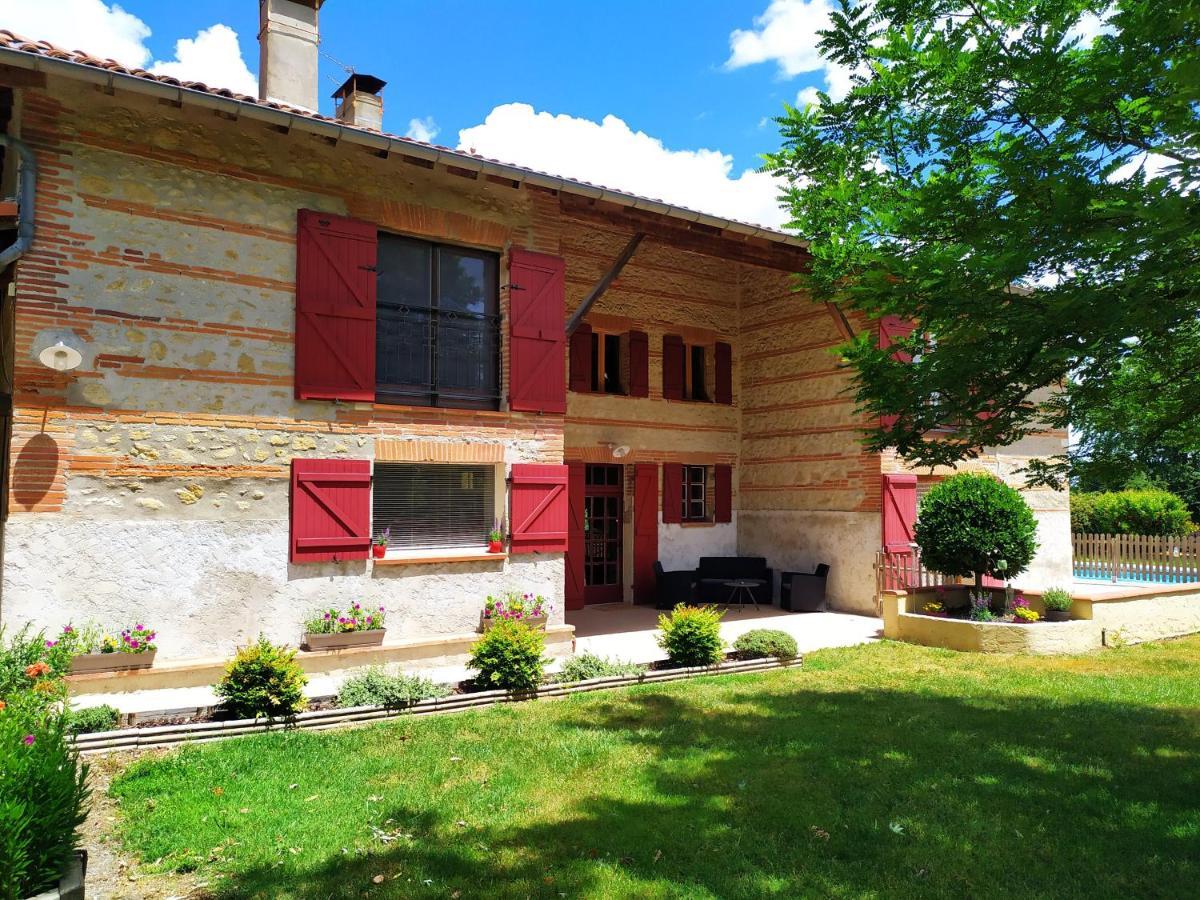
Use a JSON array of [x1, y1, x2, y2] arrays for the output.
[[258, 0, 323, 111], [333, 74, 386, 131]]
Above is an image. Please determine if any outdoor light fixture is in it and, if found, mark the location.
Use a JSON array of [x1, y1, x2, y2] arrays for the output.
[[604, 442, 631, 459], [37, 340, 82, 372]]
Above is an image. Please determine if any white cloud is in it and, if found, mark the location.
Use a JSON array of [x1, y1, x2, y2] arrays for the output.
[[148, 24, 255, 95], [458, 103, 787, 229], [405, 116, 440, 144], [726, 0, 854, 102], [0, 0, 256, 95]]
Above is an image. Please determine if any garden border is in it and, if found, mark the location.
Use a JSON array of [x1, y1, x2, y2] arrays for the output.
[[72, 655, 803, 755]]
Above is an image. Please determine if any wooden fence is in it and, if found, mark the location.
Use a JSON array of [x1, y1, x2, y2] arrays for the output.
[[1072, 533, 1200, 584], [875, 545, 955, 598]]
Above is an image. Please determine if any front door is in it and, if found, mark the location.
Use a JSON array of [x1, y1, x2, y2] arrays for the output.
[[584, 464, 623, 604]]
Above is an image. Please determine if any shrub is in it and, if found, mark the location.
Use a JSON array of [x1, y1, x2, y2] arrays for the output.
[[1, 625, 72, 704], [1041, 587, 1073, 612], [336, 668, 450, 709], [215, 636, 308, 719], [915, 473, 1039, 586], [656, 605, 725, 667], [1070, 489, 1195, 535], [732, 629, 799, 661], [555, 653, 644, 683], [0, 669, 89, 898], [468, 620, 547, 691], [66, 704, 120, 737], [304, 602, 386, 635]]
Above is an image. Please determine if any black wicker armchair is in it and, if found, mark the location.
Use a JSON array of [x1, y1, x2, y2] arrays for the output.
[[780, 564, 830, 612], [654, 561, 696, 609]]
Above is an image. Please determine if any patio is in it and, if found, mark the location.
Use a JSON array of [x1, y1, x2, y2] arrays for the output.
[[568, 603, 881, 664]]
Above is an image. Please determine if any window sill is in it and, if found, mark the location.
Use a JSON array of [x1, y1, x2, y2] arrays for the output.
[[373, 549, 508, 566], [679, 520, 717, 528]]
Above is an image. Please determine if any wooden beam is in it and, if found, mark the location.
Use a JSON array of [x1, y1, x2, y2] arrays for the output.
[[566, 232, 645, 335], [825, 301, 857, 341]]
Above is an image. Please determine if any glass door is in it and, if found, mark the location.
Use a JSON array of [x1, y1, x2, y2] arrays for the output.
[[584, 464, 623, 604]]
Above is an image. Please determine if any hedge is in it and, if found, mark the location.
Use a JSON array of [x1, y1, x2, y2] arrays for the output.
[[1070, 489, 1196, 535]]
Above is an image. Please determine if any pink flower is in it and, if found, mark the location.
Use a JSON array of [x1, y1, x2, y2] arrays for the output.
[[45, 640, 57, 648], [22, 734, 35, 746], [130, 640, 140, 649], [62, 625, 74, 635]]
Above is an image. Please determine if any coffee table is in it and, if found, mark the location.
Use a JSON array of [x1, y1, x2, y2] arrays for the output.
[[724, 578, 764, 611]]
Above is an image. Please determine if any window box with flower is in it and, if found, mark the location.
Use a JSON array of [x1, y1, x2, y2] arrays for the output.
[[480, 591, 549, 632], [53, 622, 157, 675], [302, 602, 387, 651]]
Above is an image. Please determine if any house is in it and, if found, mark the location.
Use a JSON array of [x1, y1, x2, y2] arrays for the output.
[[0, 2, 1072, 672]]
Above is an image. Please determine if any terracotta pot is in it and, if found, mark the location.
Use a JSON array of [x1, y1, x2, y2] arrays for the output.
[[1044, 609, 1070, 623], [488, 540, 504, 554], [480, 614, 547, 633], [302, 629, 386, 651], [372, 544, 387, 559], [69, 650, 155, 675]]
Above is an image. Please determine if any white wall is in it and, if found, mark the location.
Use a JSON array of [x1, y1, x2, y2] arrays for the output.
[[657, 516, 738, 572]]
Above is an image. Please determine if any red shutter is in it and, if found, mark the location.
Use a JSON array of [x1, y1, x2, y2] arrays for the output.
[[714, 464, 732, 523], [290, 458, 372, 562], [569, 323, 593, 393], [878, 316, 916, 429], [662, 462, 683, 524], [882, 473, 917, 552], [565, 463, 586, 609], [662, 334, 684, 400], [510, 463, 569, 553], [633, 464, 659, 601], [628, 330, 649, 397], [509, 249, 566, 413], [294, 209, 377, 402], [714, 341, 732, 405]]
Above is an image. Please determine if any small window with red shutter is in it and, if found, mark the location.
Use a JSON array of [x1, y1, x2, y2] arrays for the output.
[[510, 464, 570, 553]]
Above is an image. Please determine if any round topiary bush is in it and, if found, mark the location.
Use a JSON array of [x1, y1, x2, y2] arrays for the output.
[[656, 605, 725, 667], [215, 635, 308, 719], [732, 629, 799, 661], [914, 472, 1038, 586], [468, 620, 547, 692]]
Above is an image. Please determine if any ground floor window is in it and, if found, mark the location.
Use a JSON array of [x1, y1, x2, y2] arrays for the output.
[[372, 463, 495, 550], [682, 465, 708, 521]]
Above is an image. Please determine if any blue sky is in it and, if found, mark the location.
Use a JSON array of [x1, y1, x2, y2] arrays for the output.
[[0, 1, 847, 227]]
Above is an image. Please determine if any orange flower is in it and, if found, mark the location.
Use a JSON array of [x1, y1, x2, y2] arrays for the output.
[[0, 700, 6, 711], [25, 662, 51, 679]]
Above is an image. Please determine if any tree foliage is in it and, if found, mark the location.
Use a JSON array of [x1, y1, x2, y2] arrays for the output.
[[764, 1, 1200, 479], [1070, 487, 1195, 535], [914, 473, 1039, 584]]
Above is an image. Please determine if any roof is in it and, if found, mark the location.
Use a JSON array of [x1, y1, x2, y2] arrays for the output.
[[0, 30, 806, 249]]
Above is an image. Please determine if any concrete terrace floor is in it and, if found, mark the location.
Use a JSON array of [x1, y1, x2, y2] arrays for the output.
[[569, 603, 882, 664]]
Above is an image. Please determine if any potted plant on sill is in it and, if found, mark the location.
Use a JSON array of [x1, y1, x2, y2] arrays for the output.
[[55, 622, 158, 675], [1041, 586, 1073, 622], [302, 602, 386, 651], [372, 528, 390, 560], [487, 520, 505, 554], [480, 591, 548, 632], [1008, 593, 1041, 623]]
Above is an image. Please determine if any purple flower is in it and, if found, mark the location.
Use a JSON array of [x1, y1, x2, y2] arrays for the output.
[[324, 612, 332, 620], [136, 624, 144, 631], [130, 640, 140, 649], [22, 734, 35, 746], [379, 606, 385, 613], [45, 640, 56, 648], [62, 625, 74, 635]]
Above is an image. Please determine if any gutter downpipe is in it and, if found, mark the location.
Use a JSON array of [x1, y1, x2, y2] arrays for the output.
[[0, 133, 35, 267]]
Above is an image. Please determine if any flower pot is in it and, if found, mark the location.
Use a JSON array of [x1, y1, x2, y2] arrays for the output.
[[1044, 609, 1070, 623], [372, 544, 387, 559], [302, 629, 386, 651], [487, 540, 504, 554], [69, 651, 155, 676], [480, 614, 547, 633], [23, 849, 86, 900]]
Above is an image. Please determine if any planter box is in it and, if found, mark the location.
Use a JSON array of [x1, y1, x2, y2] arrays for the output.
[[480, 614, 547, 633], [302, 629, 386, 652], [25, 849, 86, 900], [69, 651, 155, 675]]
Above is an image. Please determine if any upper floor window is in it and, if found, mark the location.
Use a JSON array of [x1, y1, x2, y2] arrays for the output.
[[591, 331, 626, 394], [375, 233, 500, 410]]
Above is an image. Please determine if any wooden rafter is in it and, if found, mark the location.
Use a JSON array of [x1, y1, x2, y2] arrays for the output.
[[565, 231, 645, 335]]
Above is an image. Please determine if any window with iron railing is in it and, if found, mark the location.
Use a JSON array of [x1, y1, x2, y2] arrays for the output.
[[375, 233, 500, 410], [371, 463, 496, 550]]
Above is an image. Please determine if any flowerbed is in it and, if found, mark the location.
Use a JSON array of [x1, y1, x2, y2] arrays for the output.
[[480, 591, 549, 631], [302, 602, 386, 651], [51, 621, 158, 675]]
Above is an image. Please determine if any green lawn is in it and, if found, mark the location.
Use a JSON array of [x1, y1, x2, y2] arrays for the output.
[[109, 638, 1200, 899]]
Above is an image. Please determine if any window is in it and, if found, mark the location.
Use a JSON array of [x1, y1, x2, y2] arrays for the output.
[[372, 463, 496, 550], [375, 234, 500, 409], [687, 345, 708, 401], [681, 465, 708, 521], [584, 330, 625, 394]]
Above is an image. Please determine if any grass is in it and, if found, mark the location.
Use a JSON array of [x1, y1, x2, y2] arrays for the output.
[[109, 637, 1200, 899]]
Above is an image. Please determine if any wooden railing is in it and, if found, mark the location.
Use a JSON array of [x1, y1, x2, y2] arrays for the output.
[[1072, 533, 1200, 584], [875, 545, 955, 599]]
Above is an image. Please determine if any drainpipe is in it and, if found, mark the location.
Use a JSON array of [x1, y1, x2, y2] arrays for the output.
[[0, 134, 36, 267]]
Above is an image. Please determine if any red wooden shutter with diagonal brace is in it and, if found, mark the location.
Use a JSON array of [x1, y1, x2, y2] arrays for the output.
[[290, 458, 372, 562], [510, 463, 569, 553], [509, 249, 566, 413], [294, 209, 377, 402]]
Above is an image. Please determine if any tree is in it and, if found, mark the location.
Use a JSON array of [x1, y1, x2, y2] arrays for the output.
[[914, 473, 1039, 586], [764, 1, 1200, 481]]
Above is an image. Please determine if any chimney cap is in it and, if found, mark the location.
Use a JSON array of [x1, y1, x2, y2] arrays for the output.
[[332, 73, 386, 100]]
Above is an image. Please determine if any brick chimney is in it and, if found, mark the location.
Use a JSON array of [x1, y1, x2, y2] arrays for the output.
[[258, 0, 323, 111], [332, 74, 386, 131]]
